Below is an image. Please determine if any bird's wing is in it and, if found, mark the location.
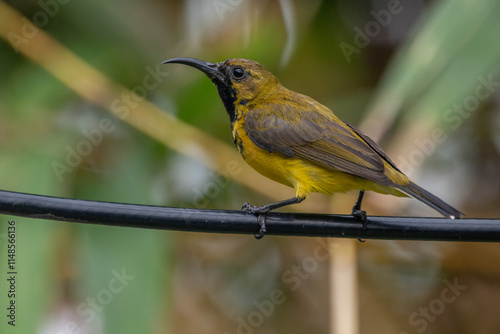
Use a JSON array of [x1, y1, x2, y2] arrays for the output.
[[344, 123, 403, 174], [244, 100, 391, 185]]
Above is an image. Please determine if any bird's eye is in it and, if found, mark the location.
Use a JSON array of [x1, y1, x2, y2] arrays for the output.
[[231, 67, 246, 80]]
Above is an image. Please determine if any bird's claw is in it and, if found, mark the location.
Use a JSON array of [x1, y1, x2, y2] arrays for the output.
[[241, 202, 269, 215], [241, 202, 253, 211], [242, 202, 269, 239], [254, 215, 267, 239], [352, 208, 367, 242], [352, 209, 367, 228]]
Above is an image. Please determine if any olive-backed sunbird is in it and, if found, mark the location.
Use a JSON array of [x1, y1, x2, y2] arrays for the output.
[[163, 57, 462, 236]]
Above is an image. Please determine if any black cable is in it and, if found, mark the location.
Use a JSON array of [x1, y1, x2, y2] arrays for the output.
[[0, 189, 497, 241]]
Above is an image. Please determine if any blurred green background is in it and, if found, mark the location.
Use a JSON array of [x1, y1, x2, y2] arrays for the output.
[[1, 0, 500, 333]]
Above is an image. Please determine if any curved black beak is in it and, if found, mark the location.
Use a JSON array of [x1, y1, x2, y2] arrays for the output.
[[162, 57, 224, 82]]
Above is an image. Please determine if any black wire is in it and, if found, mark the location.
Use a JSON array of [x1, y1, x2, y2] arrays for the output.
[[0, 189, 498, 241]]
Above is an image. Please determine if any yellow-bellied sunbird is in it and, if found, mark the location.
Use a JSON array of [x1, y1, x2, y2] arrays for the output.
[[163, 57, 462, 237]]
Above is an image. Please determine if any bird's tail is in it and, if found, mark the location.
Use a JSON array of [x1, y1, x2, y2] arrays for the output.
[[394, 181, 463, 219]]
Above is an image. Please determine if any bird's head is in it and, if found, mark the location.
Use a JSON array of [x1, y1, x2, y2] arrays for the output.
[[162, 57, 280, 121]]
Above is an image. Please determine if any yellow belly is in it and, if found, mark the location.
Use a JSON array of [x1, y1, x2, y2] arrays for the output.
[[231, 109, 408, 199], [249, 153, 362, 198]]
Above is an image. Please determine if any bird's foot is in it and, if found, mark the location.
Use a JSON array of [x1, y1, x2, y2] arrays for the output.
[[351, 207, 367, 242], [241, 202, 270, 215], [241, 203, 269, 239], [351, 208, 367, 228], [351, 190, 367, 230], [254, 215, 267, 239]]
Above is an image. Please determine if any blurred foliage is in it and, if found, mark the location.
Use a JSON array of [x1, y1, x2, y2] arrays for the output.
[[1, 0, 500, 334]]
